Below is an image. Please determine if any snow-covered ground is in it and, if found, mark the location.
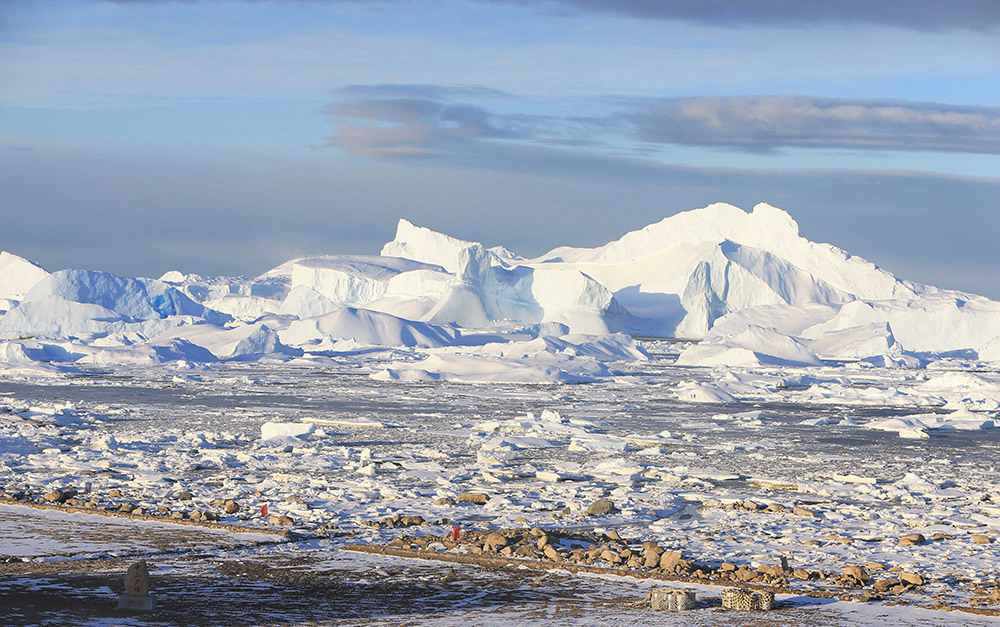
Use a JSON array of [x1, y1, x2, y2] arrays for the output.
[[1, 343, 998, 621], [1, 202, 998, 622]]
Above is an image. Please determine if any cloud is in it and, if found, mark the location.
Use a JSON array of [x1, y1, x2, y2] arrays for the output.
[[491, 0, 1000, 31], [328, 87, 1000, 161], [327, 85, 612, 158], [103, 1, 1000, 31], [623, 97, 1000, 154]]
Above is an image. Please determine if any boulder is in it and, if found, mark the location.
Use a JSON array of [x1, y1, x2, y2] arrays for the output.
[[842, 564, 868, 584], [899, 533, 925, 547], [586, 498, 616, 517], [458, 492, 489, 505]]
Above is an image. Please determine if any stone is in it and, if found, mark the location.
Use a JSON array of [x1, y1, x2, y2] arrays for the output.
[[734, 567, 756, 582], [842, 565, 868, 584], [600, 549, 622, 564], [458, 492, 489, 505], [189, 510, 204, 522], [899, 533, 925, 546], [899, 572, 924, 586], [791, 569, 811, 580], [864, 561, 886, 571], [484, 532, 507, 550], [586, 499, 616, 517], [223, 500, 240, 514], [649, 588, 696, 611], [43, 488, 75, 504], [971, 533, 992, 545], [117, 561, 155, 612], [605, 530, 621, 541], [643, 545, 662, 569], [874, 578, 899, 593], [176, 490, 193, 501], [108, 488, 123, 498], [792, 506, 816, 518], [758, 564, 784, 578], [659, 550, 683, 571], [267, 514, 294, 527], [433, 497, 455, 506], [543, 545, 560, 562]]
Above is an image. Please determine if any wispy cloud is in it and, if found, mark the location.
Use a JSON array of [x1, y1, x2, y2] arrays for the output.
[[327, 86, 1000, 162], [624, 97, 1000, 154], [104, 0, 1000, 31], [328, 84, 613, 158], [493, 0, 1000, 31]]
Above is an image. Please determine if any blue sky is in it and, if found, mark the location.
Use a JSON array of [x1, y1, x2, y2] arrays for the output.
[[2, 0, 999, 295]]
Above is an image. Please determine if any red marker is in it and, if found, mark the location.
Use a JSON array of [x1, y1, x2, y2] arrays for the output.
[[260, 503, 269, 517], [451, 524, 461, 541]]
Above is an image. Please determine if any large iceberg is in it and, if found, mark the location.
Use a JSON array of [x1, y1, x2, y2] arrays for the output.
[[3, 201, 999, 373]]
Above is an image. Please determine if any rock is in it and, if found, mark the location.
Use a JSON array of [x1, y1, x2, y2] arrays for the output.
[[543, 545, 560, 561], [899, 533, 925, 546], [433, 497, 455, 506], [223, 500, 240, 514], [842, 565, 867, 584], [791, 569, 811, 580], [458, 492, 489, 505], [484, 532, 507, 550], [899, 572, 924, 586], [659, 550, 683, 572], [605, 530, 621, 541], [117, 560, 154, 611], [642, 544, 663, 569], [734, 567, 756, 582], [268, 514, 294, 527], [600, 549, 622, 564], [864, 561, 886, 571], [43, 488, 75, 504], [108, 488, 123, 498], [971, 533, 992, 545], [586, 499, 616, 517], [874, 578, 899, 593], [758, 564, 784, 578], [719, 562, 736, 572], [792, 506, 816, 518], [176, 490, 193, 501], [189, 510, 204, 522]]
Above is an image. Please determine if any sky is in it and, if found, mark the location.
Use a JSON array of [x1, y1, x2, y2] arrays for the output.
[[2, 0, 999, 296]]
